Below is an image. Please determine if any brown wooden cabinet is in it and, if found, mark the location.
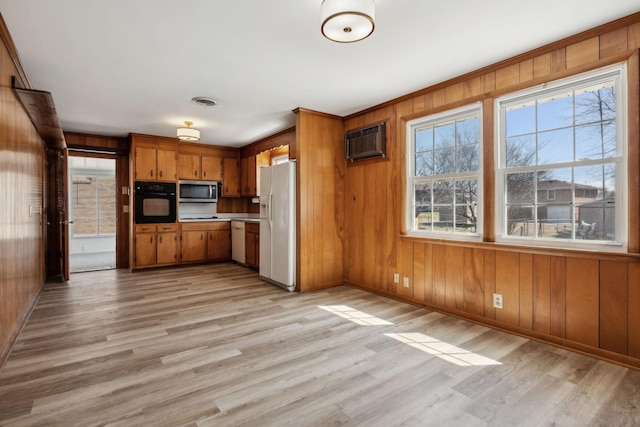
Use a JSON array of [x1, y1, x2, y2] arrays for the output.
[[181, 230, 208, 262], [134, 146, 176, 182], [208, 229, 231, 260], [180, 222, 231, 263], [177, 154, 223, 181], [201, 156, 223, 181], [133, 224, 178, 268], [245, 222, 260, 268], [223, 158, 240, 197], [240, 152, 270, 197]]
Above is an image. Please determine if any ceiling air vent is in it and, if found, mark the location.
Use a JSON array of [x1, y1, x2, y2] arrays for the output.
[[345, 122, 386, 162]]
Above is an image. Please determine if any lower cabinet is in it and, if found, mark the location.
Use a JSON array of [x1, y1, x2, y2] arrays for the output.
[[133, 224, 178, 269], [180, 222, 231, 263], [245, 222, 260, 269]]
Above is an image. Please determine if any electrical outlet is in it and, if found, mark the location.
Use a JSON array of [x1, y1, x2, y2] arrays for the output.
[[403, 277, 410, 288], [393, 273, 400, 283], [493, 293, 503, 309]]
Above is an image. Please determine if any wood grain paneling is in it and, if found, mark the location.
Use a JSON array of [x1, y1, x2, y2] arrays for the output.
[[566, 37, 599, 68], [628, 263, 640, 358], [483, 250, 496, 320], [518, 254, 533, 330], [445, 246, 464, 309], [599, 261, 628, 355], [0, 26, 45, 366], [432, 245, 446, 306], [463, 247, 484, 317], [565, 258, 599, 347], [495, 251, 519, 325], [549, 256, 566, 339], [533, 255, 552, 335], [600, 27, 628, 58], [294, 109, 344, 292]]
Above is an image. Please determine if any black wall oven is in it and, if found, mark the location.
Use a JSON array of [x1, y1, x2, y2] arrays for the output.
[[134, 181, 177, 224]]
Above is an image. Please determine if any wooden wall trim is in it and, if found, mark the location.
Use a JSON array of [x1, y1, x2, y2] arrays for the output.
[[348, 12, 640, 120], [627, 50, 640, 252], [0, 13, 30, 89], [239, 127, 295, 158]]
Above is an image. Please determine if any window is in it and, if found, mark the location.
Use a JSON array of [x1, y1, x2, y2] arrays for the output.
[[496, 64, 626, 250], [406, 103, 482, 239], [71, 174, 116, 236]]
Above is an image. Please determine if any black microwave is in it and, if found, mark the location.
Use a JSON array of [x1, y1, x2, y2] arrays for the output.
[[179, 180, 218, 203]]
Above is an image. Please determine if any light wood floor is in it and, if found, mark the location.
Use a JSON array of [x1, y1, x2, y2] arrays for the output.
[[0, 263, 638, 426]]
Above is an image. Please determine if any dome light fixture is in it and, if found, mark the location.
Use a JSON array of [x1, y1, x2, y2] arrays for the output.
[[177, 121, 200, 142], [321, 0, 375, 43]]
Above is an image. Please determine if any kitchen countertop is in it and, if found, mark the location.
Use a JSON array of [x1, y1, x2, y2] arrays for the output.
[[178, 217, 259, 223]]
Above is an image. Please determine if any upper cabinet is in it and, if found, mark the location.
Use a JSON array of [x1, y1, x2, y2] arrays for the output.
[[178, 154, 223, 181], [222, 158, 240, 197], [134, 145, 176, 182], [240, 152, 270, 197]]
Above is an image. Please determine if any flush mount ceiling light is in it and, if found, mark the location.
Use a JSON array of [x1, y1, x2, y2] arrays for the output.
[[321, 0, 375, 43], [177, 121, 200, 141]]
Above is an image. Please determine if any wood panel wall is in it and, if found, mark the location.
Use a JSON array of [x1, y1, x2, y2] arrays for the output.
[[295, 108, 345, 292], [0, 17, 46, 367], [343, 13, 640, 368]]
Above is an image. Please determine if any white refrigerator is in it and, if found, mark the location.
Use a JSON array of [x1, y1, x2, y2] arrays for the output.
[[259, 162, 296, 291]]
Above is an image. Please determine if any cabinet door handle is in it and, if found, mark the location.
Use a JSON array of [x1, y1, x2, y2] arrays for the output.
[[150, 170, 154, 177], [203, 171, 207, 178], [150, 236, 153, 244], [201, 234, 204, 240], [160, 170, 163, 178], [159, 236, 163, 244], [195, 170, 198, 177]]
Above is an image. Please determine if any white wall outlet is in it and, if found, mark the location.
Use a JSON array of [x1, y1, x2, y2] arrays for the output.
[[403, 277, 410, 288], [493, 293, 503, 309], [393, 273, 400, 283]]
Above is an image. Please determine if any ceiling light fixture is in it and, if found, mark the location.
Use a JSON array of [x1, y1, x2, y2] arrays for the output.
[[321, 0, 375, 43], [177, 121, 200, 142]]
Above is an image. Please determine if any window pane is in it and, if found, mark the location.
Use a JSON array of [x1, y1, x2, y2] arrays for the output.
[[415, 151, 433, 176], [456, 144, 478, 173], [456, 117, 480, 145], [433, 147, 455, 174], [506, 206, 534, 236], [72, 175, 97, 236], [506, 102, 535, 137], [506, 135, 536, 167], [506, 173, 534, 204], [575, 84, 616, 124], [414, 182, 433, 231], [98, 176, 116, 234], [415, 127, 433, 152], [434, 122, 455, 148], [538, 127, 573, 165], [455, 179, 477, 233], [575, 121, 616, 160], [537, 92, 573, 131], [575, 165, 615, 241], [433, 181, 453, 204]]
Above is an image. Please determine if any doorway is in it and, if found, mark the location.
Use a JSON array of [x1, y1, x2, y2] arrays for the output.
[[68, 156, 116, 273]]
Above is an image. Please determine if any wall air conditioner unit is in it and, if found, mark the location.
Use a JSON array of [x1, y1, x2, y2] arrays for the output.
[[345, 122, 386, 162]]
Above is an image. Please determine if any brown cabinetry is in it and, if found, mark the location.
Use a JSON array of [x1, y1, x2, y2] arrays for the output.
[[222, 158, 240, 197], [245, 222, 260, 268], [133, 224, 178, 268], [178, 154, 223, 181], [180, 222, 231, 263], [134, 146, 176, 182], [240, 152, 270, 197]]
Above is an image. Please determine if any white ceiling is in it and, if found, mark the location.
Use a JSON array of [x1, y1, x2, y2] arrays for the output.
[[1, 1, 637, 148]]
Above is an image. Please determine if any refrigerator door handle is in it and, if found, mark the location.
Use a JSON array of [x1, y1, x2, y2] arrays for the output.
[[269, 194, 274, 222]]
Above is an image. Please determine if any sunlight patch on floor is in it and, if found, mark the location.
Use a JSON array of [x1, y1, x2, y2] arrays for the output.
[[318, 305, 394, 325], [385, 332, 502, 367]]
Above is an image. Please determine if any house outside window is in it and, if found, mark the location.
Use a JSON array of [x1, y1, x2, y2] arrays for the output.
[[406, 103, 482, 240], [495, 64, 626, 250]]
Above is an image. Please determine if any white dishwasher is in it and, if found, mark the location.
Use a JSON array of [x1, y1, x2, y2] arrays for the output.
[[231, 221, 246, 264]]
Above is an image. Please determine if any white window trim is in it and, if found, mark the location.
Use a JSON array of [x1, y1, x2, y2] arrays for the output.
[[494, 63, 628, 253], [406, 102, 483, 241]]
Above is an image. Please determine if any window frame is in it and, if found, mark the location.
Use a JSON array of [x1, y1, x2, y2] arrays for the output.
[[406, 102, 483, 241], [494, 63, 628, 252]]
